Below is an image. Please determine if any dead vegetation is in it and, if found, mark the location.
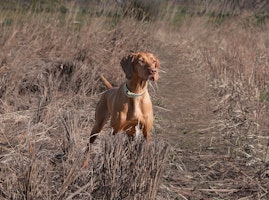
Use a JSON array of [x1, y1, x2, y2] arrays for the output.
[[0, 1, 167, 199], [1, 0, 269, 199], [152, 5, 269, 198], [199, 23, 269, 161], [1, 127, 167, 199]]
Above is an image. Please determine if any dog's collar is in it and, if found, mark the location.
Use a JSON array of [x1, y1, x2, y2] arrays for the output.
[[123, 83, 146, 98]]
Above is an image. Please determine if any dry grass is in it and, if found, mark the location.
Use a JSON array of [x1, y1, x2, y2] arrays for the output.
[[0, 1, 168, 199], [198, 22, 269, 161], [1, 124, 167, 199], [158, 11, 269, 161], [155, 10, 269, 198], [1, 0, 269, 199]]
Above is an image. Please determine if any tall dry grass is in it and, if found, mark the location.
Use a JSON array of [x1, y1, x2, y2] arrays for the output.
[[1, 130, 167, 199], [156, 6, 269, 161], [167, 15, 269, 161], [153, 12, 269, 198], [0, 1, 169, 199], [1, 0, 269, 199], [198, 22, 269, 160]]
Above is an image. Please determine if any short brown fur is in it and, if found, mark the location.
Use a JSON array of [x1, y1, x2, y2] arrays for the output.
[[83, 52, 160, 167]]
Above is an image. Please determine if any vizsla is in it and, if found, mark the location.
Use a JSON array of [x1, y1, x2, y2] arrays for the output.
[[83, 52, 160, 167]]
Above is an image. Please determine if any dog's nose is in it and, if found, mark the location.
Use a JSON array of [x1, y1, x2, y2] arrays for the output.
[[149, 68, 157, 74]]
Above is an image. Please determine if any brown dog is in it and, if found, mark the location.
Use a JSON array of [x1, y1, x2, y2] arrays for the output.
[[83, 52, 160, 167]]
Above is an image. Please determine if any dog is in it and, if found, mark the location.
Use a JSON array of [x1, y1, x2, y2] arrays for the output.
[[83, 52, 160, 167]]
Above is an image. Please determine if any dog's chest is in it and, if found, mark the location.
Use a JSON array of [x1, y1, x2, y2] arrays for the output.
[[125, 98, 151, 124]]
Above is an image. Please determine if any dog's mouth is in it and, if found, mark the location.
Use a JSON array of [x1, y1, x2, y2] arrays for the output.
[[148, 70, 158, 81], [148, 75, 155, 81]]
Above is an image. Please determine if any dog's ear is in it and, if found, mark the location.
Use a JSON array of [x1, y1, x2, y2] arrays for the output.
[[155, 57, 160, 69], [153, 56, 160, 81], [120, 53, 137, 80]]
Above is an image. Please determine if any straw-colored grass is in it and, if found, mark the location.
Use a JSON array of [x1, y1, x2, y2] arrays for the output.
[[1, 0, 269, 199]]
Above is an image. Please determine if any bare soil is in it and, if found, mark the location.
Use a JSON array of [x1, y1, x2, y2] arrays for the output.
[[154, 43, 269, 199]]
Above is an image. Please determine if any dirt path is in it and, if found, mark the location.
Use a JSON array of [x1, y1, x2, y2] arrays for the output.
[[154, 44, 267, 199], [155, 44, 216, 149], [153, 44, 218, 198]]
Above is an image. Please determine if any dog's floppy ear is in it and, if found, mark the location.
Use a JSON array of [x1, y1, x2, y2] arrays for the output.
[[155, 56, 160, 69], [153, 56, 160, 81], [120, 53, 137, 80]]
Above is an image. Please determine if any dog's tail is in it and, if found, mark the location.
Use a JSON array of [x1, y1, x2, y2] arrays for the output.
[[100, 75, 113, 89]]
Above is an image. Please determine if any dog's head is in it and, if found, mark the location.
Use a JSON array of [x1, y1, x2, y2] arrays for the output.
[[120, 52, 160, 81]]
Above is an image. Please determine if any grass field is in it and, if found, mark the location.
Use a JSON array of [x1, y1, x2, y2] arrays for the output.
[[1, 0, 269, 199]]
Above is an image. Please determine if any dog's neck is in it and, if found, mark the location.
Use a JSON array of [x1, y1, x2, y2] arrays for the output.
[[125, 77, 148, 98]]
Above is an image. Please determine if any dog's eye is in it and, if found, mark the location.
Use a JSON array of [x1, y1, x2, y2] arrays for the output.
[[138, 58, 145, 65]]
